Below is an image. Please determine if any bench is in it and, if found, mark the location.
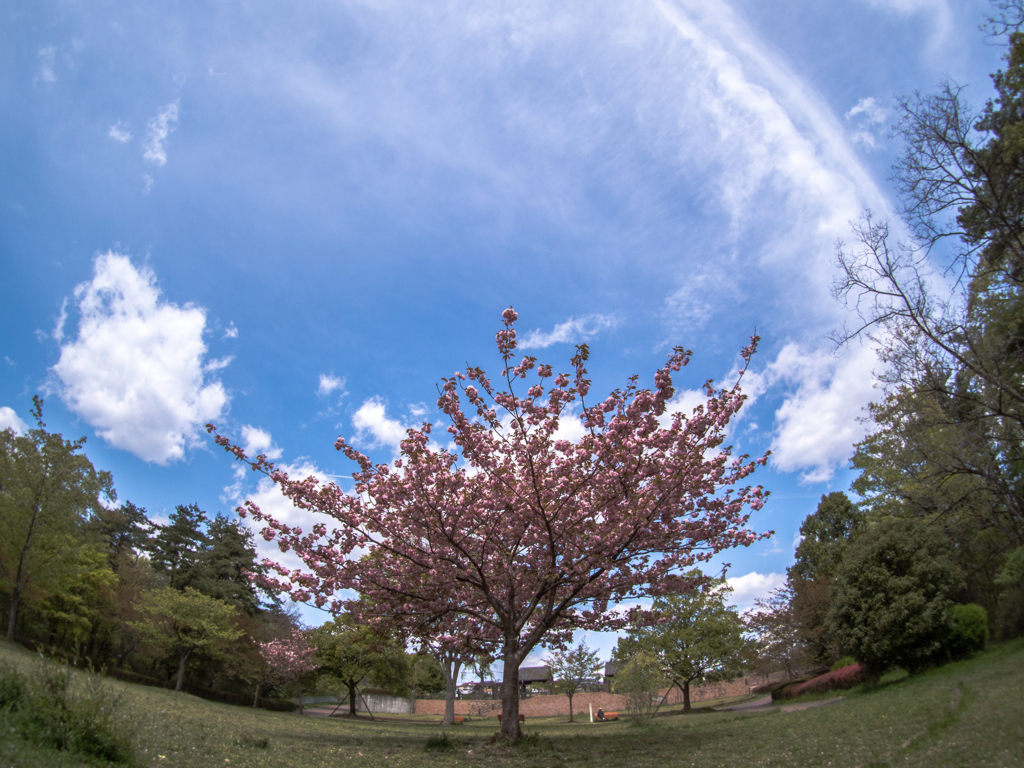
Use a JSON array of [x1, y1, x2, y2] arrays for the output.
[[453, 716, 465, 724], [496, 714, 526, 723], [597, 711, 619, 721]]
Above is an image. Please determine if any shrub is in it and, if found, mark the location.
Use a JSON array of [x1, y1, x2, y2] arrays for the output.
[[425, 731, 456, 752], [4, 655, 136, 764], [830, 656, 856, 671], [947, 604, 988, 659], [782, 664, 868, 699], [826, 518, 961, 676], [0, 659, 25, 708], [259, 697, 299, 712], [769, 672, 817, 701]]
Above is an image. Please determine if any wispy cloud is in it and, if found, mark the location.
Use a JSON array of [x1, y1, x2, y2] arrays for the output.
[[845, 96, 888, 149], [143, 102, 179, 166], [518, 314, 619, 350], [223, 323, 238, 339], [37, 46, 56, 84], [108, 123, 132, 143], [317, 373, 346, 397]]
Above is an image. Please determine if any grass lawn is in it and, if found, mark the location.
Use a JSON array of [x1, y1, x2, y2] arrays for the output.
[[1, 638, 1022, 768]]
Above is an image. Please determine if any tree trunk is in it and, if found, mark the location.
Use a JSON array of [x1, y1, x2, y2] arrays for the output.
[[6, 584, 21, 640], [253, 682, 262, 708], [442, 658, 462, 726], [499, 650, 522, 741], [567, 692, 575, 723], [348, 681, 358, 716], [297, 675, 304, 714], [175, 649, 191, 692], [682, 679, 691, 711]]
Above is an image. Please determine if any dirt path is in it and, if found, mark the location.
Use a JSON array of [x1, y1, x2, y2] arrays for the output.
[[714, 695, 846, 714]]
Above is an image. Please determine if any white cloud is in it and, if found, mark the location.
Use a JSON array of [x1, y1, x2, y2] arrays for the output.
[[857, 0, 952, 53], [51, 251, 229, 464], [240, 424, 283, 460], [351, 397, 409, 453], [223, 323, 238, 339], [725, 570, 786, 612], [224, 459, 328, 580], [143, 102, 179, 166], [845, 96, 888, 149], [52, 298, 68, 342], [518, 314, 619, 350], [743, 343, 878, 483], [108, 123, 132, 143], [37, 47, 56, 83], [317, 373, 346, 397], [0, 407, 29, 435]]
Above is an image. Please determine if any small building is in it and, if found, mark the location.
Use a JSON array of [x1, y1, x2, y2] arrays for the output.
[[518, 665, 551, 696], [602, 661, 619, 692]]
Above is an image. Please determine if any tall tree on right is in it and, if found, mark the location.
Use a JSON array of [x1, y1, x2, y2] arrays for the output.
[[832, 5, 1024, 638]]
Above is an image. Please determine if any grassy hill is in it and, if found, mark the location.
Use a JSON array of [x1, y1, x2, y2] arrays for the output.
[[1, 637, 1021, 767]]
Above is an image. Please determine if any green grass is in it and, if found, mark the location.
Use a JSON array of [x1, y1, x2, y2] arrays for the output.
[[1, 638, 1022, 767]]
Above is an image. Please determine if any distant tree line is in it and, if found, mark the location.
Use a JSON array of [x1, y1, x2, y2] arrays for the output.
[[0, 399, 445, 707]]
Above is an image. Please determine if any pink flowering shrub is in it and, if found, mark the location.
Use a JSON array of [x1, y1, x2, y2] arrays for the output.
[[782, 664, 868, 699]]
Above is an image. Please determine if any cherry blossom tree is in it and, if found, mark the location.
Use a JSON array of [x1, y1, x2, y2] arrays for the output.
[[259, 627, 318, 713], [209, 308, 769, 740]]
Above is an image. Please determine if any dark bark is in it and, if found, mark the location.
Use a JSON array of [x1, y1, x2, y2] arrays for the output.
[[348, 680, 358, 716], [500, 650, 522, 741], [682, 679, 691, 711], [442, 658, 462, 726], [175, 649, 192, 692], [6, 585, 20, 641], [567, 691, 575, 722], [252, 682, 261, 708]]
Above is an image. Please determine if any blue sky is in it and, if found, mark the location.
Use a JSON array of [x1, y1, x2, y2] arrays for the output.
[[0, 0, 1003, 671]]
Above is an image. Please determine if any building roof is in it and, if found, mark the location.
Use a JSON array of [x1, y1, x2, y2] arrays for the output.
[[518, 665, 551, 683]]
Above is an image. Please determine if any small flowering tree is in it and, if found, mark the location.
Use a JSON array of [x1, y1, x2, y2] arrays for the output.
[[259, 628, 318, 713], [209, 308, 769, 740]]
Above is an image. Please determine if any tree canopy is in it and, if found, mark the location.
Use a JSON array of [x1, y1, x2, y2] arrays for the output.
[[211, 309, 769, 740], [0, 398, 115, 640]]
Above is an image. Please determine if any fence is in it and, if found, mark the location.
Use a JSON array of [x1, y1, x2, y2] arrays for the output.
[[357, 693, 415, 715]]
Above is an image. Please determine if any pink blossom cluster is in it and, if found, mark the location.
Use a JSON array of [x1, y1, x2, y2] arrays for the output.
[[258, 628, 318, 679]]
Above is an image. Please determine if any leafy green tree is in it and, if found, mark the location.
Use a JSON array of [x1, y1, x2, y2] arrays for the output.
[[618, 578, 750, 711], [40, 543, 116, 652], [410, 653, 446, 697], [131, 587, 243, 691], [832, 10, 1024, 641], [85, 500, 153, 572], [195, 514, 266, 614], [611, 651, 663, 723], [149, 504, 209, 591], [744, 585, 807, 682], [0, 398, 115, 640], [826, 518, 962, 676], [313, 615, 410, 716], [786, 492, 866, 664], [790, 493, 866, 583], [548, 641, 600, 722]]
